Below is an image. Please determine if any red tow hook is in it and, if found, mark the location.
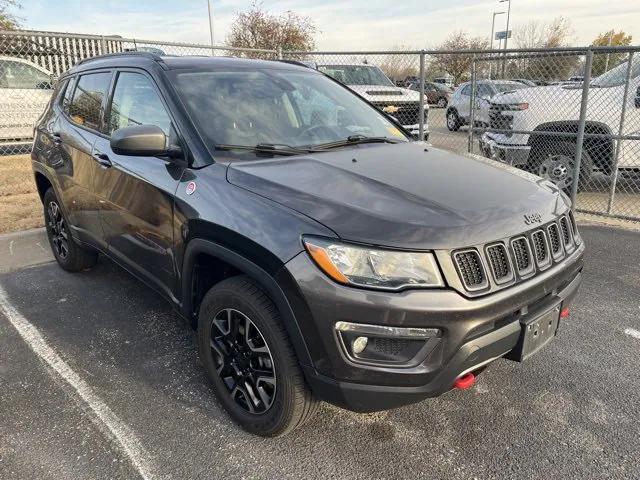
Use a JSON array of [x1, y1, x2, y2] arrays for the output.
[[454, 372, 476, 390], [560, 307, 570, 319]]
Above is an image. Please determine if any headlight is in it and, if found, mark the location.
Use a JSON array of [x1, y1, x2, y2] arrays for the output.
[[303, 237, 444, 290]]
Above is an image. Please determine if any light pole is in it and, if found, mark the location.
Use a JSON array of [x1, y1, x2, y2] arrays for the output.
[[207, 0, 215, 55], [490, 11, 505, 79], [499, 0, 512, 77]]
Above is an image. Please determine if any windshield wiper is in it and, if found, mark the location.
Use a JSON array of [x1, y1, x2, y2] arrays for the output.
[[215, 143, 321, 156], [310, 135, 406, 150]]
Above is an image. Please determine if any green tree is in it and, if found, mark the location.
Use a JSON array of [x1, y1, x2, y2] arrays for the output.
[[591, 30, 633, 76], [0, 0, 21, 30], [226, 1, 316, 58]]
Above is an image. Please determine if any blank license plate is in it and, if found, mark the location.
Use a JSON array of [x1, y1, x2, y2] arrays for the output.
[[518, 304, 561, 361]]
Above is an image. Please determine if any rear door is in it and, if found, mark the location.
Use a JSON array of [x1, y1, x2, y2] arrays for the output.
[[458, 84, 472, 120], [55, 70, 114, 247], [92, 70, 183, 297]]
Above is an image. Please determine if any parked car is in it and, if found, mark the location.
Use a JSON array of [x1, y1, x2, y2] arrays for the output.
[[446, 80, 527, 131], [511, 78, 538, 87], [407, 80, 453, 108], [433, 76, 455, 88], [0, 56, 53, 150], [317, 63, 429, 140], [480, 57, 640, 191], [32, 52, 584, 436]]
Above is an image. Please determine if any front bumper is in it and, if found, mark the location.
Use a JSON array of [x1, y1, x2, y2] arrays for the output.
[[479, 133, 530, 166], [406, 123, 429, 142], [281, 244, 583, 412]]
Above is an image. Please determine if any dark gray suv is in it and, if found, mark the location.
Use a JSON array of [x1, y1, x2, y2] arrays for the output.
[[31, 52, 584, 436]]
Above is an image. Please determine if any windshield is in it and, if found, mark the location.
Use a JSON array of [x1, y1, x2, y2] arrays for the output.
[[317, 65, 395, 87], [171, 68, 407, 151], [494, 82, 527, 93], [591, 56, 640, 87]]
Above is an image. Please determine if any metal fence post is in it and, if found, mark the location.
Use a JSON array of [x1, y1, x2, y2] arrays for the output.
[[277, 46, 283, 60], [607, 51, 635, 214], [418, 50, 426, 141], [570, 50, 593, 208], [99, 35, 107, 55], [468, 54, 477, 154]]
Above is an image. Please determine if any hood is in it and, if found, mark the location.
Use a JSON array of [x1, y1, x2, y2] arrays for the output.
[[351, 85, 421, 103], [226, 143, 569, 250], [492, 84, 583, 105]]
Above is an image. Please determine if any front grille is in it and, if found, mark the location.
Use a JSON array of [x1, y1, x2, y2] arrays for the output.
[[489, 104, 514, 133], [451, 213, 579, 294], [531, 230, 550, 267], [511, 237, 534, 275], [372, 102, 422, 125], [453, 250, 487, 290], [486, 243, 512, 283], [559, 216, 573, 248], [547, 223, 562, 257]]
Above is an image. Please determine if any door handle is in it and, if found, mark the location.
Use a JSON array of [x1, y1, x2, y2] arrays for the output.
[[93, 152, 112, 168], [52, 132, 62, 145]]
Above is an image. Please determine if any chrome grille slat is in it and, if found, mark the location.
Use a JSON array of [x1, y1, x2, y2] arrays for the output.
[[547, 223, 564, 260], [559, 215, 574, 251], [511, 236, 535, 276], [531, 230, 551, 268], [453, 249, 488, 291], [485, 243, 513, 284]]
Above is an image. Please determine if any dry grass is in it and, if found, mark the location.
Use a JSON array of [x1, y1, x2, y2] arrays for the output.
[[0, 154, 44, 234]]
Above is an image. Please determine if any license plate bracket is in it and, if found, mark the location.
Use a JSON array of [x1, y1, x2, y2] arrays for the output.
[[512, 304, 561, 361]]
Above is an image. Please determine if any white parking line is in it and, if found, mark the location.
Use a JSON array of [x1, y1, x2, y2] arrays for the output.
[[624, 328, 640, 340], [0, 285, 157, 480]]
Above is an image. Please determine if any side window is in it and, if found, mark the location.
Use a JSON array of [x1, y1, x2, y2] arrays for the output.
[[68, 72, 112, 131], [108, 72, 171, 136], [62, 77, 75, 112], [461, 85, 471, 96], [0, 59, 51, 89], [477, 84, 492, 99]]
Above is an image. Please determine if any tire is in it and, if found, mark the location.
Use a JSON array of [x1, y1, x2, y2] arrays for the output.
[[43, 188, 98, 272], [529, 141, 594, 193], [437, 97, 448, 108], [446, 109, 461, 131], [198, 276, 319, 437]]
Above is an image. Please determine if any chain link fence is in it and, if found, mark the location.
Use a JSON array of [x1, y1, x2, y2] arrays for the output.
[[0, 30, 277, 156], [1, 29, 639, 224]]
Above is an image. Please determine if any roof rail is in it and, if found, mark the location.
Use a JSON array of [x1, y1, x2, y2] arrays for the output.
[[76, 51, 163, 66]]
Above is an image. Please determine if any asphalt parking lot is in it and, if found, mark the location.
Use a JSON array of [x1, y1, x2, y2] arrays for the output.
[[1, 225, 639, 480]]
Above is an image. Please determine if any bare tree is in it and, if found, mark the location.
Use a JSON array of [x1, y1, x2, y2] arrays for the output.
[[512, 17, 579, 81], [378, 45, 419, 84], [431, 32, 489, 84], [591, 30, 633, 76], [226, 1, 316, 58], [0, 0, 21, 30]]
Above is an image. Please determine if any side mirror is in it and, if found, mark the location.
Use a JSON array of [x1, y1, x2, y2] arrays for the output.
[[111, 125, 175, 157], [635, 85, 640, 108]]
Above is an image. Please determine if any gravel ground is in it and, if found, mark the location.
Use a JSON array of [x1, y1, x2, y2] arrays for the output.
[[0, 225, 639, 480]]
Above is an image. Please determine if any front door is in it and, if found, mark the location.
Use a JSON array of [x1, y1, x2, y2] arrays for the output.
[[93, 70, 183, 298]]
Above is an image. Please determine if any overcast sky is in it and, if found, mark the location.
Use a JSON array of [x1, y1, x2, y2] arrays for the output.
[[18, 0, 640, 50]]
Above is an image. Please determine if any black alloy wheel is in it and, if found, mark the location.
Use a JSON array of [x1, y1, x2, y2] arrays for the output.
[[209, 308, 276, 414]]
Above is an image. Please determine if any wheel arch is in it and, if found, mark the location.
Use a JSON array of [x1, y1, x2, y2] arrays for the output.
[[34, 171, 53, 203], [181, 237, 314, 368], [528, 121, 614, 173]]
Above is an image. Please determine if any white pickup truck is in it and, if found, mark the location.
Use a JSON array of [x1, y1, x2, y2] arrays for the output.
[[0, 56, 53, 150], [479, 57, 640, 190]]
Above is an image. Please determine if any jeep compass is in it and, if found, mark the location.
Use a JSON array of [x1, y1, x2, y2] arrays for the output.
[[31, 53, 584, 437]]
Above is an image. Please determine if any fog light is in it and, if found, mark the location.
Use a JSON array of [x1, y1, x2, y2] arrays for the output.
[[352, 336, 368, 355]]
